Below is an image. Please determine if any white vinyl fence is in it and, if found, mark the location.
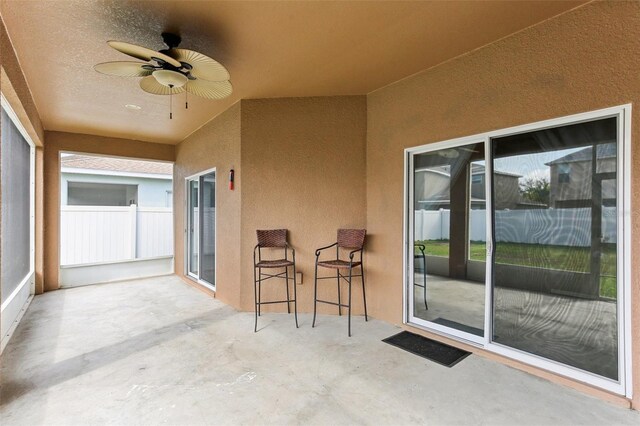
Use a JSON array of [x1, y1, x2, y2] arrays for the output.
[[415, 207, 617, 247], [60, 205, 173, 266]]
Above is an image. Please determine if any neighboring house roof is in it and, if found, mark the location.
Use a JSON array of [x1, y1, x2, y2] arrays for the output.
[[545, 143, 617, 166], [61, 154, 172, 176]]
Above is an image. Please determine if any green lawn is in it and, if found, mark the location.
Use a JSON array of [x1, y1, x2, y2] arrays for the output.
[[415, 240, 617, 299]]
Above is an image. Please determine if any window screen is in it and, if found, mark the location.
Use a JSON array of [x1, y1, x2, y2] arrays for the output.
[[67, 181, 137, 206], [1, 107, 32, 303]]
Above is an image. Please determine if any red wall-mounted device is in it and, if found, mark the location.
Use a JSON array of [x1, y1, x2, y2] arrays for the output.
[[229, 169, 235, 190]]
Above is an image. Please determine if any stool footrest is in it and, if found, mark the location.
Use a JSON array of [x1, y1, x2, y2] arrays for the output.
[[315, 299, 350, 308], [257, 299, 295, 305]]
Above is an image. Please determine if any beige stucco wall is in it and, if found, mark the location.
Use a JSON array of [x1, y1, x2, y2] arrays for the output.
[[1, 19, 44, 148], [239, 97, 367, 313], [174, 103, 242, 308], [43, 131, 175, 291], [173, 97, 367, 314], [366, 0, 640, 407]]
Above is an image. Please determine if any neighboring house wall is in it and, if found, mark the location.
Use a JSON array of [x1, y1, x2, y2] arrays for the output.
[[472, 172, 520, 210], [60, 172, 172, 207], [493, 173, 521, 210], [414, 169, 449, 209], [549, 158, 617, 207], [366, 1, 640, 407], [415, 169, 520, 210], [470, 172, 485, 200]]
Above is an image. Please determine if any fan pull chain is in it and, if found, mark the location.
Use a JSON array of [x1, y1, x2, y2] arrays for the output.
[[185, 91, 189, 110], [170, 90, 173, 120]]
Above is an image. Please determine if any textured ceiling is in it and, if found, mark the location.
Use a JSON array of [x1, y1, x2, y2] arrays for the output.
[[0, 1, 585, 144]]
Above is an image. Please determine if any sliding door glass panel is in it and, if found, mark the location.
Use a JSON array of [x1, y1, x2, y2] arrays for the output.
[[188, 179, 199, 276], [200, 172, 216, 286], [413, 142, 486, 337], [491, 117, 619, 380]]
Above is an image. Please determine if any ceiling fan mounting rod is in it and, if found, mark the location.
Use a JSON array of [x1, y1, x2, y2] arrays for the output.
[[161, 32, 182, 49]]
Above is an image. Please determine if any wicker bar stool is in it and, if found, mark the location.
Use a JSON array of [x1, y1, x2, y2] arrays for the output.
[[253, 229, 298, 332], [414, 243, 428, 310], [312, 229, 367, 337]]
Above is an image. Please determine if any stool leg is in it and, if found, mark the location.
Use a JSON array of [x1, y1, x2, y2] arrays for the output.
[[337, 269, 342, 316], [361, 264, 368, 322], [312, 261, 318, 328], [422, 255, 428, 310], [285, 266, 291, 314], [258, 267, 262, 317], [293, 262, 299, 328], [348, 266, 353, 337], [254, 265, 258, 332]]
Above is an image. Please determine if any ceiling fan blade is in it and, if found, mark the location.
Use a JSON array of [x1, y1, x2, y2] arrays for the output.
[[185, 79, 232, 100], [108, 41, 182, 68], [94, 61, 153, 77], [139, 76, 186, 95], [167, 48, 230, 82]]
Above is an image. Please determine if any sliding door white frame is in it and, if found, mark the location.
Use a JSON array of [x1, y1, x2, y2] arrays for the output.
[[404, 104, 632, 397], [185, 167, 217, 291], [405, 135, 490, 347]]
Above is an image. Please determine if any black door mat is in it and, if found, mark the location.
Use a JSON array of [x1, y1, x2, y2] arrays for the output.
[[382, 331, 471, 367], [432, 317, 484, 337]]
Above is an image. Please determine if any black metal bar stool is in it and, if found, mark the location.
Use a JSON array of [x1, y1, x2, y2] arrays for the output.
[[312, 229, 367, 337], [253, 229, 298, 332], [414, 243, 428, 310]]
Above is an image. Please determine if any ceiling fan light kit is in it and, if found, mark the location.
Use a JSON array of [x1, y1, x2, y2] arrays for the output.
[[152, 70, 188, 88], [94, 33, 232, 119]]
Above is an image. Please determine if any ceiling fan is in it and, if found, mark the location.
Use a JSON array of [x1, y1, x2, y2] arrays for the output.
[[94, 32, 232, 118]]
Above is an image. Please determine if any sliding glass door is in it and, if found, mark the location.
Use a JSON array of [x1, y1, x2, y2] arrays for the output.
[[491, 118, 619, 380], [410, 141, 487, 342], [200, 173, 216, 286], [188, 179, 199, 276], [405, 106, 630, 395], [186, 170, 216, 289]]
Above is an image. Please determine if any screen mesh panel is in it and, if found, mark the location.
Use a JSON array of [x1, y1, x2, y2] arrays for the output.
[[1, 108, 32, 303]]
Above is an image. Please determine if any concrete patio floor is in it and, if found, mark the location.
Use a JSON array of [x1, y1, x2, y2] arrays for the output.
[[1, 275, 637, 425]]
